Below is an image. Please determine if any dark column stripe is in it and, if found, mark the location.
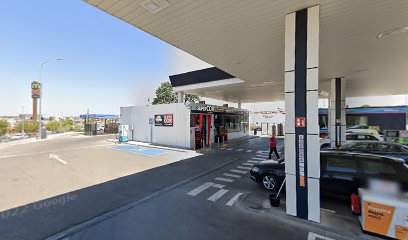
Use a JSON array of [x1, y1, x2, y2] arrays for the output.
[[335, 78, 341, 148], [294, 8, 308, 220]]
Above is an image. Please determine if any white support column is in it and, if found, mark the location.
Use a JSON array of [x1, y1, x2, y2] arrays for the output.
[[177, 91, 185, 103], [329, 78, 346, 148], [284, 5, 320, 223]]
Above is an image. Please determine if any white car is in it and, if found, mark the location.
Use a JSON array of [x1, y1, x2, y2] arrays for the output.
[[345, 132, 383, 142]]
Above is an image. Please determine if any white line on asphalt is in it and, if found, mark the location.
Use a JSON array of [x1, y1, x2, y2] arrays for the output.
[[49, 153, 67, 165], [320, 208, 336, 214], [187, 182, 225, 196], [242, 163, 253, 166], [214, 177, 234, 183], [236, 149, 243, 151], [307, 232, 335, 240], [227, 148, 234, 151], [221, 147, 226, 150], [222, 173, 241, 178], [247, 160, 260, 163], [252, 157, 267, 161], [208, 189, 229, 202], [256, 155, 268, 158], [246, 150, 253, 152], [226, 192, 243, 206], [236, 166, 251, 170], [230, 169, 247, 174]]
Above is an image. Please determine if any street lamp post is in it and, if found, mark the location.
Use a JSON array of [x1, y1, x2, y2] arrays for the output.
[[38, 58, 63, 139]]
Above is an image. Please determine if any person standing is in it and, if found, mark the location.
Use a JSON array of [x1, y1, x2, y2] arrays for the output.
[[269, 134, 280, 160]]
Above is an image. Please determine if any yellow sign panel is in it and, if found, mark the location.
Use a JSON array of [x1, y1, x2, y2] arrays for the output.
[[31, 81, 41, 90]]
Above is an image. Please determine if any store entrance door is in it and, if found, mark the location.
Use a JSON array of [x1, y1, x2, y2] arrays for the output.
[[199, 114, 212, 146]]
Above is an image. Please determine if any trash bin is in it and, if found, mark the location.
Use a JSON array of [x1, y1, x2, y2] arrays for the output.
[[254, 128, 257, 135], [272, 124, 277, 135], [277, 123, 284, 136]]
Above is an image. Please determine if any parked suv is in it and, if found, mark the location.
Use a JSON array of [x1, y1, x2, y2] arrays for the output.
[[250, 151, 408, 200]]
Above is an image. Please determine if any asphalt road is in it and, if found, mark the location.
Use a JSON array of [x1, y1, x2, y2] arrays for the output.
[[0, 136, 357, 240]]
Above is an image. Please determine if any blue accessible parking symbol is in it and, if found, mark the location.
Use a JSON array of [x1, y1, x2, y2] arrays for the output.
[[111, 145, 167, 156]]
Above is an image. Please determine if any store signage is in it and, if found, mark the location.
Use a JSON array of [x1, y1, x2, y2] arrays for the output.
[[295, 117, 306, 127], [196, 105, 214, 112], [363, 201, 395, 236], [298, 134, 305, 187], [31, 81, 41, 99], [154, 114, 173, 126]]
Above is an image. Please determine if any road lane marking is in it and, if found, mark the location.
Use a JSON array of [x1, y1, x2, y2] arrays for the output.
[[226, 192, 243, 206], [236, 166, 251, 170], [242, 163, 253, 166], [247, 160, 260, 163], [252, 157, 267, 161], [307, 232, 335, 240], [214, 177, 234, 183], [236, 149, 243, 151], [49, 153, 67, 165], [246, 150, 253, 152], [320, 208, 336, 214], [230, 169, 247, 174], [223, 173, 241, 178], [187, 182, 225, 196], [208, 189, 229, 202]]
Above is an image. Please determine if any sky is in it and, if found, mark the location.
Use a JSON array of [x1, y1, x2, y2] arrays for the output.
[[0, 1, 406, 117]]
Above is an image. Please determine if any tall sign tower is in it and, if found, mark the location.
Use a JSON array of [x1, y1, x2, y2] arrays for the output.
[[31, 81, 41, 120]]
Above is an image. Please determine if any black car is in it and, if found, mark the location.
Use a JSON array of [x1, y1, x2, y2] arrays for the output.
[[250, 151, 408, 199], [335, 141, 408, 163]]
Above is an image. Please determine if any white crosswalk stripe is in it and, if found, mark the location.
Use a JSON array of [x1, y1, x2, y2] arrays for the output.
[[227, 148, 234, 151], [208, 189, 229, 202], [223, 173, 241, 178], [214, 177, 234, 183], [226, 192, 243, 206], [187, 182, 225, 196], [252, 157, 267, 161], [236, 166, 251, 170], [242, 163, 253, 166], [230, 169, 247, 174], [256, 155, 268, 158], [220, 147, 226, 150], [236, 148, 243, 151], [247, 160, 260, 163], [246, 150, 253, 152]]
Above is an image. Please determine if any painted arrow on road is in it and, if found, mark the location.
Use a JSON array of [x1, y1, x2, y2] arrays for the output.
[[49, 153, 67, 165]]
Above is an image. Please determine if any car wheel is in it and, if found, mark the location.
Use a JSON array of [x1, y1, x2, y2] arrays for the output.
[[262, 175, 278, 191]]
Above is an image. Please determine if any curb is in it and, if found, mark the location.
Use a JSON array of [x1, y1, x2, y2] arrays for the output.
[[235, 194, 376, 240], [46, 156, 240, 240]]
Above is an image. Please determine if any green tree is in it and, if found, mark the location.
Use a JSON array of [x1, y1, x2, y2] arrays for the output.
[[0, 120, 9, 136], [152, 82, 177, 104], [152, 82, 200, 104], [46, 120, 60, 132], [62, 119, 74, 131], [15, 120, 39, 133]]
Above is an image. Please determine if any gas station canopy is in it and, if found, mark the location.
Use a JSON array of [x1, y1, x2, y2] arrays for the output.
[[85, 0, 408, 103]]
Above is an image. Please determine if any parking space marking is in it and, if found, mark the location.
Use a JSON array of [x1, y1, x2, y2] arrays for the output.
[[226, 192, 243, 206], [246, 150, 253, 152], [242, 163, 253, 166], [222, 173, 241, 178], [236, 149, 243, 151], [252, 157, 267, 161], [214, 177, 234, 183], [230, 169, 247, 174], [208, 189, 229, 202], [236, 166, 251, 170], [307, 232, 335, 240], [247, 160, 260, 163], [187, 182, 225, 196]]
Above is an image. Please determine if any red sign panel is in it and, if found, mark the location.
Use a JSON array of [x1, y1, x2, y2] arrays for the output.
[[295, 117, 306, 127]]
